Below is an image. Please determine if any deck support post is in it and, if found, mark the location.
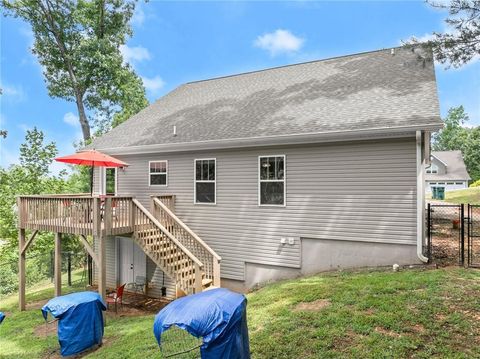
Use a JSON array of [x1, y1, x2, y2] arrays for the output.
[[54, 233, 62, 297], [18, 228, 26, 311], [213, 259, 221, 287], [194, 263, 202, 294], [97, 234, 107, 304]]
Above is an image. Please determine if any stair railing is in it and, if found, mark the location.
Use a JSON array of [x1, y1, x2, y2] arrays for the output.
[[132, 199, 204, 294], [152, 197, 221, 287]]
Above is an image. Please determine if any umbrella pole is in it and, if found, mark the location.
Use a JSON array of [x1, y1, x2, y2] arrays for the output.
[[90, 165, 94, 196]]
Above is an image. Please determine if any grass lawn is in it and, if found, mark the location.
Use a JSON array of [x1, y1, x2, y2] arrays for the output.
[[1, 267, 479, 358], [428, 187, 480, 205]]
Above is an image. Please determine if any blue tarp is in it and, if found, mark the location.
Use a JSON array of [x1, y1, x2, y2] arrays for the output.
[[154, 288, 250, 359], [41, 291, 106, 357], [0, 312, 5, 324]]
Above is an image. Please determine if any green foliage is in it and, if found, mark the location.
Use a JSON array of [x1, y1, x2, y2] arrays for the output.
[[408, 0, 480, 68], [0, 128, 83, 295], [1, 0, 149, 140], [471, 179, 480, 187], [433, 106, 480, 182]]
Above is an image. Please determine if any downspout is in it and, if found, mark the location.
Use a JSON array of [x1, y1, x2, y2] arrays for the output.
[[416, 130, 429, 262]]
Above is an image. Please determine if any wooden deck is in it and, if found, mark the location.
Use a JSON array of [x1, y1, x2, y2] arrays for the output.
[[16, 194, 221, 313], [23, 217, 133, 236], [17, 195, 134, 236]]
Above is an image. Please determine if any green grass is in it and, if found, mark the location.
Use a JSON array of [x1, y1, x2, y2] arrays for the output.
[[1, 268, 479, 358], [429, 187, 480, 205]]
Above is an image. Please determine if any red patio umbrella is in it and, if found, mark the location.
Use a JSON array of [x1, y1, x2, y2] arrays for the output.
[[55, 150, 129, 195]]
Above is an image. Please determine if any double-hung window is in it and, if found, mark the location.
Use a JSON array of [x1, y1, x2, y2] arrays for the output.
[[149, 161, 168, 186], [259, 155, 285, 206], [195, 159, 216, 204]]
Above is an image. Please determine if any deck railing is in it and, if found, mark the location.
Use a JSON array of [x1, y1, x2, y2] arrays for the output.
[[152, 196, 221, 287], [17, 195, 135, 236]]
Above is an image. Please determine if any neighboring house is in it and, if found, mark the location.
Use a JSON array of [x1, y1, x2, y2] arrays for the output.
[[426, 150, 471, 195], [78, 46, 442, 298]]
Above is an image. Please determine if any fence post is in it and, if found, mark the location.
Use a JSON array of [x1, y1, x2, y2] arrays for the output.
[[427, 203, 431, 262], [461, 204, 465, 266], [50, 250, 54, 282], [67, 252, 72, 286]]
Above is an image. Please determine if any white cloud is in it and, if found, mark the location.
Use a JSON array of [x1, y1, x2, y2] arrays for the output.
[[142, 75, 165, 94], [119, 44, 151, 65], [254, 29, 305, 56], [132, 4, 145, 26], [1, 83, 27, 103], [411, 33, 436, 43], [63, 112, 79, 127]]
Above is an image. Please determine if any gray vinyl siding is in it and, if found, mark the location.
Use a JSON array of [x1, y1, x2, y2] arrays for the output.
[[101, 137, 417, 282], [146, 257, 176, 300]]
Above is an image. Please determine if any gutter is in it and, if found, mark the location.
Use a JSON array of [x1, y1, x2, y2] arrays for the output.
[[88, 123, 443, 155], [416, 130, 429, 263]]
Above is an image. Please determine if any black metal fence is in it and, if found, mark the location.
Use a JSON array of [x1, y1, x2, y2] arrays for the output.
[[467, 204, 480, 268], [426, 204, 464, 266], [0, 251, 92, 297], [426, 203, 480, 268]]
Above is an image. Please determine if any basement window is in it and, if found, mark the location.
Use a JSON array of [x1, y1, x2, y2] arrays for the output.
[[259, 155, 285, 206], [194, 159, 216, 204], [149, 161, 168, 186]]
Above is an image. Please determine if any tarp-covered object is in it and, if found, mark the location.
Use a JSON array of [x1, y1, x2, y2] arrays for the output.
[[0, 312, 5, 324], [154, 288, 250, 359], [42, 291, 106, 357]]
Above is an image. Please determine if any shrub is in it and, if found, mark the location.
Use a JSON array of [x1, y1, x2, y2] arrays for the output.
[[470, 179, 480, 187]]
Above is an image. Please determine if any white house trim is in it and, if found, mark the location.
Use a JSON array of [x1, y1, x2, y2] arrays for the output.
[[416, 131, 428, 263]]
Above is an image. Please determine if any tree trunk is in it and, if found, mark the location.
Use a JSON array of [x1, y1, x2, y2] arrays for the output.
[[75, 93, 91, 141]]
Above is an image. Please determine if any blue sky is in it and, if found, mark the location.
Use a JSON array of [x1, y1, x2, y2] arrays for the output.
[[1, 1, 479, 172]]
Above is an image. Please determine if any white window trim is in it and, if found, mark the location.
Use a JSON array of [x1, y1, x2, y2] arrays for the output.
[[258, 155, 286, 207], [148, 160, 168, 187], [194, 158, 216, 205]]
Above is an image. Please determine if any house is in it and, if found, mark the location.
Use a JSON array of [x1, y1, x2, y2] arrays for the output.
[[16, 46, 443, 308], [426, 150, 471, 196]]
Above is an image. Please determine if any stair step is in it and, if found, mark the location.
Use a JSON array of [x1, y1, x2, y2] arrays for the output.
[[202, 278, 213, 287], [203, 285, 219, 292]]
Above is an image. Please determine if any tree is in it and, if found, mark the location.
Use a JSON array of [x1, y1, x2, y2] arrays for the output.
[[408, 0, 480, 68], [0, 128, 83, 295], [1, 0, 149, 141], [433, 106, 480, 182], [0, 127, 64, 241]]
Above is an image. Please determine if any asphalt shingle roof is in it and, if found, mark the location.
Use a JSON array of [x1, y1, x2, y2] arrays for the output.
[[427, 150, 471, 181], [89, 46, 442, 151]]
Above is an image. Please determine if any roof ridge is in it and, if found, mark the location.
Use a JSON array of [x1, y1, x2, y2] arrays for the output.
[[185, 45, 406, 85]]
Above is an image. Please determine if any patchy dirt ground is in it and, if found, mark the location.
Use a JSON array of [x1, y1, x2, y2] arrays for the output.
[[294, 299, 331, 312]]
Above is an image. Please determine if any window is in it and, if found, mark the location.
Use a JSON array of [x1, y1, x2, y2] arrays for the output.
[[259, 155, 285, 206], [455, 182, 464, 185], [105, 168, 116, 195], [194, 159, 216, 204], [426, 163, 438, 174], [149, 161, 167, 186]]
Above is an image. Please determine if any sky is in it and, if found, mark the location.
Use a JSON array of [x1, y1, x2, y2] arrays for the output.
[[1, 0, 479, 173]]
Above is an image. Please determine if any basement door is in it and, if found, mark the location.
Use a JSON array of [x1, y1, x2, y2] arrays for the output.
[[118, 237, 146, 285]]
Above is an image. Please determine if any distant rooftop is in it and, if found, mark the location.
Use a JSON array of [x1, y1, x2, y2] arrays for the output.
[[89, 46, 442, 152], [427, 150, 471, 181]]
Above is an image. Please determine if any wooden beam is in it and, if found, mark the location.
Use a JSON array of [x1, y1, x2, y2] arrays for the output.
[[18, 228, 26, 311], [97, 234, 106, 304], [21, 230, 38, 255], [54, 233, 62, 297], [79, 235, 98, 266]]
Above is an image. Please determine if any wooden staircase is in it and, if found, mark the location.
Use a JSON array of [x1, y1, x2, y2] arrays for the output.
[[131, 198, 221, 295]]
